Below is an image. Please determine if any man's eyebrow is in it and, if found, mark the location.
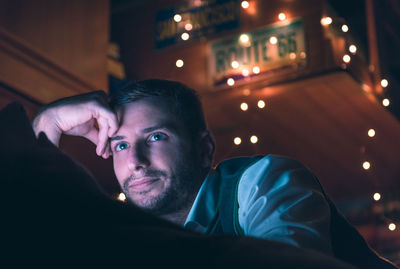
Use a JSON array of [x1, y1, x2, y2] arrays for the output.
[[141, 122, 179, 133], [109, 135, 125, 142]]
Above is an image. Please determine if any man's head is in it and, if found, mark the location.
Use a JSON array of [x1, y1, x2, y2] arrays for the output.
[[109, 79, 215, 215]]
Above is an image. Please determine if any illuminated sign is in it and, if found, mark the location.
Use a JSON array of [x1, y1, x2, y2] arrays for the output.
[[155, 0, 240, 49], [208, 18, 307, 86]]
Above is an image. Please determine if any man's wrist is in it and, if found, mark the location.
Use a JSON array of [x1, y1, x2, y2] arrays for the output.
[[32, 110, 62, 146]]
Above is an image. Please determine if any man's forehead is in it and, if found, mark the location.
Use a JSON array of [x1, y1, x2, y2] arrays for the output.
[[116, 97, 181, 131]]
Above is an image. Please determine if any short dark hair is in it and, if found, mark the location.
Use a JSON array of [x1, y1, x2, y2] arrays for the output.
[[109, 79, 207, 139]]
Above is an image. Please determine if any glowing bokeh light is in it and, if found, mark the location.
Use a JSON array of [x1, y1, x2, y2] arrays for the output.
[[117, 192, 126, 202], [240, 102, 248, 111], [227, 78, 235, 86], [250, 135, 258, 144], [174, 14, 182, 22], [373, 192, 381, 201], [368, 129, 375, 137], [362, 161, 371, 170], [234, 137, 242, 145], [241, 1, 249, 9], [176, 59, 184, 68]]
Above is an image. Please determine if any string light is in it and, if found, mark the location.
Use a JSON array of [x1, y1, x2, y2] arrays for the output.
[[289, 52, 297, 60], [181, 32, 190, 40], [117, 192, 126, 202], [362, 161, 371, 170], [242, 69, 250, 76], [184, 23, 193, 31], [173, 14, 182, 22], [252, 66, 260, 74], [382, 98, 390, 107], [250, 135, 258, 144], [368, 129, 375, 137], [175, 59, 184, 68], [389, 223, 396, 231], [240, 102, 248, 111], [257, 100, 265, 108], [341, 24, 349, 32], [227, 78, 235, 86], [381, 79, 388, 88], [234, 137, 242, 145], [321, 17, 332, 26], [373, 192, 381, 201], [241, 1, 249, 9], [349, 45, 357, 54], [231, 60, 239, 69], [278, 12, 286, 21], [269, 36, 278, 44], [239, 34, 249, 44], [343, 54, 351, 63]]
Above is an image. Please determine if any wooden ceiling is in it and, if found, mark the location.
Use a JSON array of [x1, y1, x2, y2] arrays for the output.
[[202, 71, 400, 202]]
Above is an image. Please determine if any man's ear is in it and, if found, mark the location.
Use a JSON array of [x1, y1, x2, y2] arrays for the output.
[[198, 130, 215, 169]]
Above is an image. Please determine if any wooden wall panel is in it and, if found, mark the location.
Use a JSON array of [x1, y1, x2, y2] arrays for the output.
[[0, 0, 109, 103]]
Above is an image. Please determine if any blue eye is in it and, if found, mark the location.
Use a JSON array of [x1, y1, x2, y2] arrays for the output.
[[116, 142, 129, 152], [149, 133, 167, 142]]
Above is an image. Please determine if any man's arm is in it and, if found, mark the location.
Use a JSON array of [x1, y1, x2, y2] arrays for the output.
[[32, 90, 119, 158], [237, 155, 332, 255]]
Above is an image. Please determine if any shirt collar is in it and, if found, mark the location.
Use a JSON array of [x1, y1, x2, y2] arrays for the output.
[[184, 169, 220, 233]]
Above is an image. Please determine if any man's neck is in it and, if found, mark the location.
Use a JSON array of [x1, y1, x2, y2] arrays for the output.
[[159, 202, 193, 226]]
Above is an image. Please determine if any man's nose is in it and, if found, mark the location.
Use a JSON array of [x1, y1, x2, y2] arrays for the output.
[[127, 143, 150, 171]]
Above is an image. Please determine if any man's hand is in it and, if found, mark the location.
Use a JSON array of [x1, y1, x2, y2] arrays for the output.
[[32, 91, 119, 159]]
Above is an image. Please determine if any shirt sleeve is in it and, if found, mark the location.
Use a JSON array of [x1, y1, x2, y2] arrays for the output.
[[237, 155, 333, 255]]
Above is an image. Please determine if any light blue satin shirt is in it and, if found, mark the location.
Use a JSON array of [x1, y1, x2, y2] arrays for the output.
[[184, 155, 333, 255]]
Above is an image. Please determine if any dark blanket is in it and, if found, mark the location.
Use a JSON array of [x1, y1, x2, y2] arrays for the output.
[[0, 102, 370, 268]]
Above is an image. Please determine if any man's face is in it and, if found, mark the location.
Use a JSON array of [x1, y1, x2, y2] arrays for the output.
[[110, 97, 202, 214]]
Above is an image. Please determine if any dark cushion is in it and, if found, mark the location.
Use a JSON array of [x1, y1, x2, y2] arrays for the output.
[[0, 102, 359, 268]]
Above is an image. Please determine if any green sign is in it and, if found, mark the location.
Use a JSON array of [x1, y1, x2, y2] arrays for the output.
[[209, 18, 307, 86]]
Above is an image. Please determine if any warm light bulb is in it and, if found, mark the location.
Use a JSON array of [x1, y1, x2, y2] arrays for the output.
[[227, 78, 235, 86], [184, 23, 193, 31], [289, 52, 297, 60], [367, 129, 375, 137], [241, 1, 249, 9], [257, 100, 265, 108], [269, 36, 278, 44], [349, 45, 357, 54], [231, 60, 239, 69], [373, 192, 381, 201], [382, 98, 390, 107], [240, 102, 248, 111], [278, 12, 286, 21], [181, 32, 190, 40], [343, 54, 351, 63], [341, 24, 349, 32], [381, 79, 388, 88], [234, 137, 242, 145], [174, 14, 182, 22], [242, 69, 250, 76], [362, 161, 371, 170], [252, 66, 260, 74], [240, 34, 249, 43], [321, 17, 332, 26], [250, 135, 258, 144], [117, 192, 126, 202], [389, 223, 396, 231], [175, 59, 184, 68]]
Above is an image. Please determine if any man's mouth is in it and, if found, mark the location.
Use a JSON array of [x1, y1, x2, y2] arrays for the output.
[[128, 177, 160, 191]]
